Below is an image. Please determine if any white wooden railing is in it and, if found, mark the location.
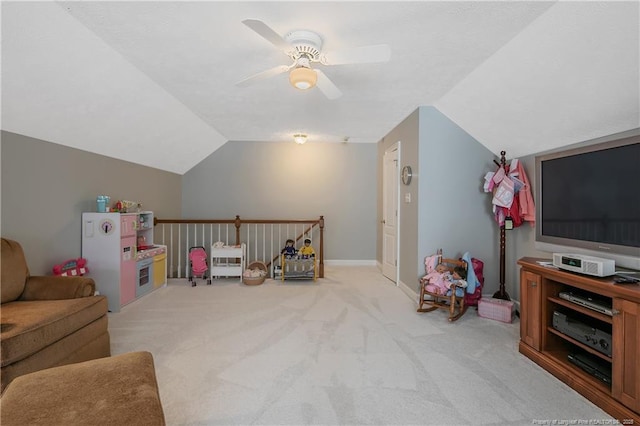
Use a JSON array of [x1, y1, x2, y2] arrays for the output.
[[153, 216, 325, 279]]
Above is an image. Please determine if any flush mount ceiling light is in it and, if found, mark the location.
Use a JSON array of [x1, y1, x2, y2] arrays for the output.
[[293, 133, 307, 144], [289, 65, 317, 90]]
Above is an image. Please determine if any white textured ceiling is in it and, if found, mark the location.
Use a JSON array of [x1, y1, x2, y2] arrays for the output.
[[2, 1, 638, 174]]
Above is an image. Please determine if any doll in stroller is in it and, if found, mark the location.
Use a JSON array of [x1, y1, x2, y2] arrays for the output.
[[188, 246, 211, 286]]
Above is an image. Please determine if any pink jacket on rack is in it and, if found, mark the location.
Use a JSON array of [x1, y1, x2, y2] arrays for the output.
[[513, 160, 535, 224]]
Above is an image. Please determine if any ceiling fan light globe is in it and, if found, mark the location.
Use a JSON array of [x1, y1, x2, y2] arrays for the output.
[[289, 67, 317, 90]]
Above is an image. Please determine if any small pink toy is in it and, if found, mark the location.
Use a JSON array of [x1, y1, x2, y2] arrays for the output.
[[53, 258, 88, 276]]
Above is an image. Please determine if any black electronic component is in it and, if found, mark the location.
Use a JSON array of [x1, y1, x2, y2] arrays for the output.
[[552, 311, 612, 357], [568, 352, 611, 385]]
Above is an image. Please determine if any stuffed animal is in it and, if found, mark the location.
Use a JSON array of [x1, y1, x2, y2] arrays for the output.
[[53, 258, 88, 276]]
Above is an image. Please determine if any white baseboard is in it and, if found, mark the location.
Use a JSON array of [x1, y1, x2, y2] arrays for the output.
[[396, 288, 521, 312], [327, 262, 511, 312], [398, 279, 419, 305], [324, 259, 377, 266], [373, 261, 419, 304]]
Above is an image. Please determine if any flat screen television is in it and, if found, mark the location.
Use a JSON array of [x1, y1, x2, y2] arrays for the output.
[[535, 135, 640, 270]]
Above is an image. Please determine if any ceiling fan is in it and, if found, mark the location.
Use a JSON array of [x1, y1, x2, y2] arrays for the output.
[[236, 19, 391, 100]]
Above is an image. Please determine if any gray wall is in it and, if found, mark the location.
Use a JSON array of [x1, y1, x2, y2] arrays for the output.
[[1, 131, 182, 275], [5, 123, 633, 297], [377, 109, 420, 284], [417, 107, 498, 294], [182, 140, 378, 261], [378, 107, 499, 295], [506, 127, 640, 302]]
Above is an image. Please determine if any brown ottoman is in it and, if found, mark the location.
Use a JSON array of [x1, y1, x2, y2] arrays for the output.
[[0, 351, 165, 426]]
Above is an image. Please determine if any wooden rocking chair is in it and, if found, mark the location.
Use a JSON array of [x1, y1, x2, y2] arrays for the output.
[[417, 249, 469, 322]]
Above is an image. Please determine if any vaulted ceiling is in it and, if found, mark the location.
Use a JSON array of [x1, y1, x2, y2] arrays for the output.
[[2, 1, 638, 174]]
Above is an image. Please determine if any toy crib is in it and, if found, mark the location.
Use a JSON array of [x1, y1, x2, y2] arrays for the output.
[[280, 255, 317, 281]]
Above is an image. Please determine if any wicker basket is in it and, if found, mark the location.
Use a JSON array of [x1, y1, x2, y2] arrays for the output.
[[243, 261, 267, 285]]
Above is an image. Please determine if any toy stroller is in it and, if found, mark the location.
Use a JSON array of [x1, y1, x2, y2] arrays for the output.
[[188, 246, 211, 286]]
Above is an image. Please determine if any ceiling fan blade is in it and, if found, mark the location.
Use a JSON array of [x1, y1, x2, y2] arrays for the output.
[[315, 69, 342, 100], [242, 19, 290, 50], [322, 44, 391, 65], [236, 65, 291, 87]]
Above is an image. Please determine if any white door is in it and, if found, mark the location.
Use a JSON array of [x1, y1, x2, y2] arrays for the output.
[[382, 144, 399, 282]]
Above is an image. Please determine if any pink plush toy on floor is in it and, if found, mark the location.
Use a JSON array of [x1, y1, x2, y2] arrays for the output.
[[53, 258, 88, 276]]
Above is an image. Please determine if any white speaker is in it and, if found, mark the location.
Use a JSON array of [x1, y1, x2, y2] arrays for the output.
[[552, 253, 615, 277]]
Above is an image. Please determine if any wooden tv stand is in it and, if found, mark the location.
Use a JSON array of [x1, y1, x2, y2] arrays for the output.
[[518, 257, 639, 423]]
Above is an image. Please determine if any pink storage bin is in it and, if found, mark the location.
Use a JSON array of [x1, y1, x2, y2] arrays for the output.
[[478, 297, 515, 323]]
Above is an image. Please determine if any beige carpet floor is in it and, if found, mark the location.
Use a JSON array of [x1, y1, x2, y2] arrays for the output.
[[108, 265, 612, 425]]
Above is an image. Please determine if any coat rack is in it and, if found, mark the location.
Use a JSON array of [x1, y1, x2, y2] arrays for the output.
[[492, 151, 510, 301]]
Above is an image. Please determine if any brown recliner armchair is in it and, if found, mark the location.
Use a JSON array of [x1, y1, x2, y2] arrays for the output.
[[1, 238, 111, 391]]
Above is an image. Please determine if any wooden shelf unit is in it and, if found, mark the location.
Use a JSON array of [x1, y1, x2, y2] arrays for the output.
[[518, 257, 640, 423]]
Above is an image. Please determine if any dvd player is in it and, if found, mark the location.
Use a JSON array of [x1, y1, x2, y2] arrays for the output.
[[568, 352, 611, 385], [558, 291, 613, 316]]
